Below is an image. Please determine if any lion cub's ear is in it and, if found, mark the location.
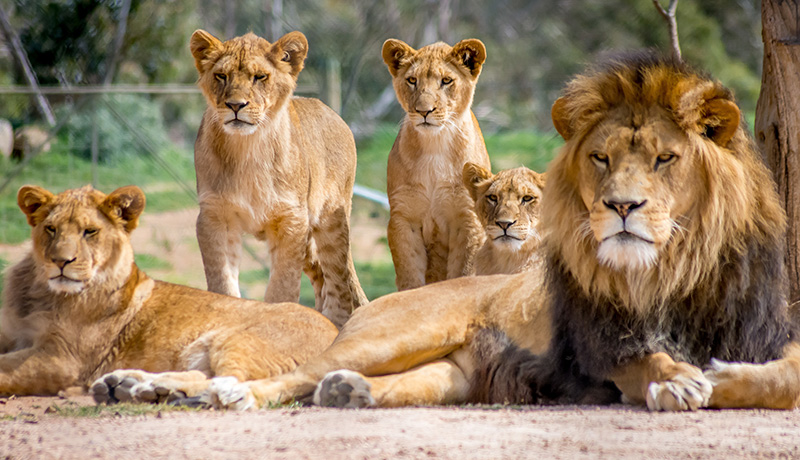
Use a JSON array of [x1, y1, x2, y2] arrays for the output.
[[702, 98, 740, 147], [190, 29, 223, 73], [382, 39, 416, 77], [551, 97, 572, 141], [271, 31, 308, 78], [17, 185, 54, 227], [451, 39, 487, 78], [101, 186, 146, 233], [462, 162, 494, 202]]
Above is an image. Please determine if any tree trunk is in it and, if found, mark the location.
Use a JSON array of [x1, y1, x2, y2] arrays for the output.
[[756, 0, 800, 304]]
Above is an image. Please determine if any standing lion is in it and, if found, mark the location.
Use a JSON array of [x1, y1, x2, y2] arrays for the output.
[[190, 30, 367, 327], [382, 38, 492, 290]]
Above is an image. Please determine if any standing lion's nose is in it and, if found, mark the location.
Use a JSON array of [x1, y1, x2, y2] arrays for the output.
[[226, 101, 249, 113], [496, 219, 516, 231], [604, 200, 646, 220], [52, 256, 76, 269]]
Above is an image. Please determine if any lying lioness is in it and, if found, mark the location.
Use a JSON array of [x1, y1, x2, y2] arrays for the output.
[[0, 185, 337, 400]]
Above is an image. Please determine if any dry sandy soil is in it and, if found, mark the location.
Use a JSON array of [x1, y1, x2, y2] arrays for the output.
[[2, 209, 800, 459]]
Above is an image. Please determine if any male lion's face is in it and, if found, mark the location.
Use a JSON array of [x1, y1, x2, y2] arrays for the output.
[[575, 106, 699, 271], [17, 185, 144, 294], [464, 164, 546, 252], [382, 39, 486, 135], [190, 30, 308, 136]]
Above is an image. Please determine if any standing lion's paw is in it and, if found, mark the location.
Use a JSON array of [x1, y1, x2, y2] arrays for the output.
[[313, 370, 376, 408], [646, 372, 712, 411], [207, 376, 256, 411]]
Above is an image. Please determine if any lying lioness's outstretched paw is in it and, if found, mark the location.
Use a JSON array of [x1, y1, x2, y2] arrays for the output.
[[91, 370, 156, 404], [313, 370, 376, 408], [207, 376, 256, 411], [646, 371, 712, 411]]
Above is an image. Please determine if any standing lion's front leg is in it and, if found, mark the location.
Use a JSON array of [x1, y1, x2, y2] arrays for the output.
[[610, 352, 712, 411], [262, 210, 308, 304], [197, 204, 243, 298], [447, 205, 484, 278], [388, 213, 428, 291]]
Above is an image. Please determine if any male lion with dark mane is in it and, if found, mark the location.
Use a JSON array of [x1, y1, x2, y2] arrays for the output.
[[1, 185, 337, 399]]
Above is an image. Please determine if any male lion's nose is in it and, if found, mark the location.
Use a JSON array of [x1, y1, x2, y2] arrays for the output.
[[604, 199, 646, 220], [225, 100, 249, 113]]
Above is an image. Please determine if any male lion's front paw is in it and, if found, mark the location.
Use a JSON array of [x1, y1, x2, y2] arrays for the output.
[[207, 376, 256, 411], [313, 370, 376, 408], [646, 368, 712, 411]]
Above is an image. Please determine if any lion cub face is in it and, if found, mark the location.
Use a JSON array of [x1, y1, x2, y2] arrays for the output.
[[464, 163, 546, 251], [382, 38, 486, 135], [190, 30, 308, 136], [17, 185, 145, 294]]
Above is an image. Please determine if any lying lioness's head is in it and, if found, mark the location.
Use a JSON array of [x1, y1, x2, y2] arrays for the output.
[[17, 185, 145, 294], [190, 29, 308, 135]]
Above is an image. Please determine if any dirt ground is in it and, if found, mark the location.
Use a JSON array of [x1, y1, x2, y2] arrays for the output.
[[3, 209, 800, 459], [0, 393, 799, 459]]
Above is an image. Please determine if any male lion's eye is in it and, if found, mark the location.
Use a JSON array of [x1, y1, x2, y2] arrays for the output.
[[84, 228, 98, 238], [487, 195, 498, 203], [522, 195, 535, 203], [44, 225, 56, 236], [441, 77, 453, 86], [590, 151, 609, 166], [214, 73, 227, 82], [254, 74, 268, 82], [406, 77, 417, 86], [655, 152, 677, 169]]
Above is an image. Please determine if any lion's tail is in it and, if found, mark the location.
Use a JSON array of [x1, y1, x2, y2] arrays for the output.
[[467, 328, 620, 405]]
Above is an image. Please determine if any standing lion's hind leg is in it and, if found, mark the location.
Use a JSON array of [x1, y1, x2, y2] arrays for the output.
[[705, 342, 800, 409]]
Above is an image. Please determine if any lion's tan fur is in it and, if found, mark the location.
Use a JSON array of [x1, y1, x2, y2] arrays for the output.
[[546, 59, 785, 314], [382, 38, 492, 290], [463, 163, 546, 275], [191, 30, 366, 327], [0, 185, 337, 396]]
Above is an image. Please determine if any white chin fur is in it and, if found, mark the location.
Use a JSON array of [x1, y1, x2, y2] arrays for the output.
[[48, 278, 86, 294], [597, 238, 658, 271], [222, 122, 258, 136], [492, 237, 524, 251]]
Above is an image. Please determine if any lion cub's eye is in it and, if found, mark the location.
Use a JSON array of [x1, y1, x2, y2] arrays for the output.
[[254, 74, 268, 83], [83, 228, 98, 238], [655, 152, 677, 170], [441, 76, 453, 86], [44, 225, 56, 236], [214, 73, 227, 82], [406, 77, 417, 86], [589, 151, 609, 166], [487, 195, 498, 203], [521, 195, 535, 203]]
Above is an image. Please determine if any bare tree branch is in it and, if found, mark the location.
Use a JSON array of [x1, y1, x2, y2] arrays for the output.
[[652, 0, 682, 62]]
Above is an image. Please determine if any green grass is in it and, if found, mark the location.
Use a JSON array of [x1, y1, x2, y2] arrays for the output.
[[48, 401, 202, 418], [134, 253, 173, 272]]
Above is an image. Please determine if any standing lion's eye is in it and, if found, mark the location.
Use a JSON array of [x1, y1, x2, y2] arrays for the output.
[[441, 76, 453, 86], [254, 74, 268, 83], [655, 151, 677, 171], [44, 225, 56, 236], [487, 195, 498, 203], [522, 195, 535, 203], [406, 77, 417, 86], [214, 73, 227, 82], [83, 228, 98, 238]]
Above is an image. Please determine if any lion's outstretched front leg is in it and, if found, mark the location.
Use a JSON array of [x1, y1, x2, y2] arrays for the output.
[[704, 343, 800, 409], [91, 369, 211, 405], [610, 352, 712, 411]]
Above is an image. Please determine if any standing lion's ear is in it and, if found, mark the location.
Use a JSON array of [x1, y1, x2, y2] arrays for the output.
[[701, 98, 740, 147], [462, 162, 493, 202], [17, 185, 54, 227], [451, 39, 487, 78], [551, 97, 572, 141], [271, 31, 308, 78], [101, 186, 146, 233], [190, 29, 223, 73], [382, 39, 416, 77]]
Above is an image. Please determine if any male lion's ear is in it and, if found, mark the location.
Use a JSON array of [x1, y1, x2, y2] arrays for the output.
[[102, 186, 146, 233], [462, 162, 493, 202], [271, 31, 308, 78], [382, 39, 416, 77], [551, 97, 572, 141], [17, 185, 54, 227], [190, 29, 223, 73], [451, 39, 487, 78], [702, 98, 740, 147]]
